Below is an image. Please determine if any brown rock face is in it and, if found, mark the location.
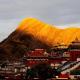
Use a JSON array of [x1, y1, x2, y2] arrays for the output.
[[0, 30, 51, 61]]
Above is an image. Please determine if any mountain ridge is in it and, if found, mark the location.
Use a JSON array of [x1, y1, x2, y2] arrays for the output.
[[17, 18, 80, 45], [0, 17, 80, 61]]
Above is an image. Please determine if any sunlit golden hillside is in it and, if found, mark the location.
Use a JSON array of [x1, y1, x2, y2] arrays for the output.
[[18, 18, 80, 46]]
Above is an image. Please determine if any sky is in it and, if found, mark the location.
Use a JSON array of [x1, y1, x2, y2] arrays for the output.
[[0, 0, 80, 41]]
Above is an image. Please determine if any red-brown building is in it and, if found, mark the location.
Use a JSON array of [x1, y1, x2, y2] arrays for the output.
[[67, 38, 80, 61]]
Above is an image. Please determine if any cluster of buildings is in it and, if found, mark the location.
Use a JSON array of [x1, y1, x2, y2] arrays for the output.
[[0, 38, 80, 79], [24, 38, 80, 67], [0, 61, 26, 79], [22, 38, 80, 79]]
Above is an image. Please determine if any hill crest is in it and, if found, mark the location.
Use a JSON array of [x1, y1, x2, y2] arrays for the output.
[[17, 17, 80, 45]]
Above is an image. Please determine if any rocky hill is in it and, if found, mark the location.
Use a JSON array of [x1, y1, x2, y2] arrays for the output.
[[0, 18, 80, 61]]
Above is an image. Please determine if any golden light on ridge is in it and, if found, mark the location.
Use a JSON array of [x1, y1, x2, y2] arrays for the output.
[[17, 18, 80, 46]]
